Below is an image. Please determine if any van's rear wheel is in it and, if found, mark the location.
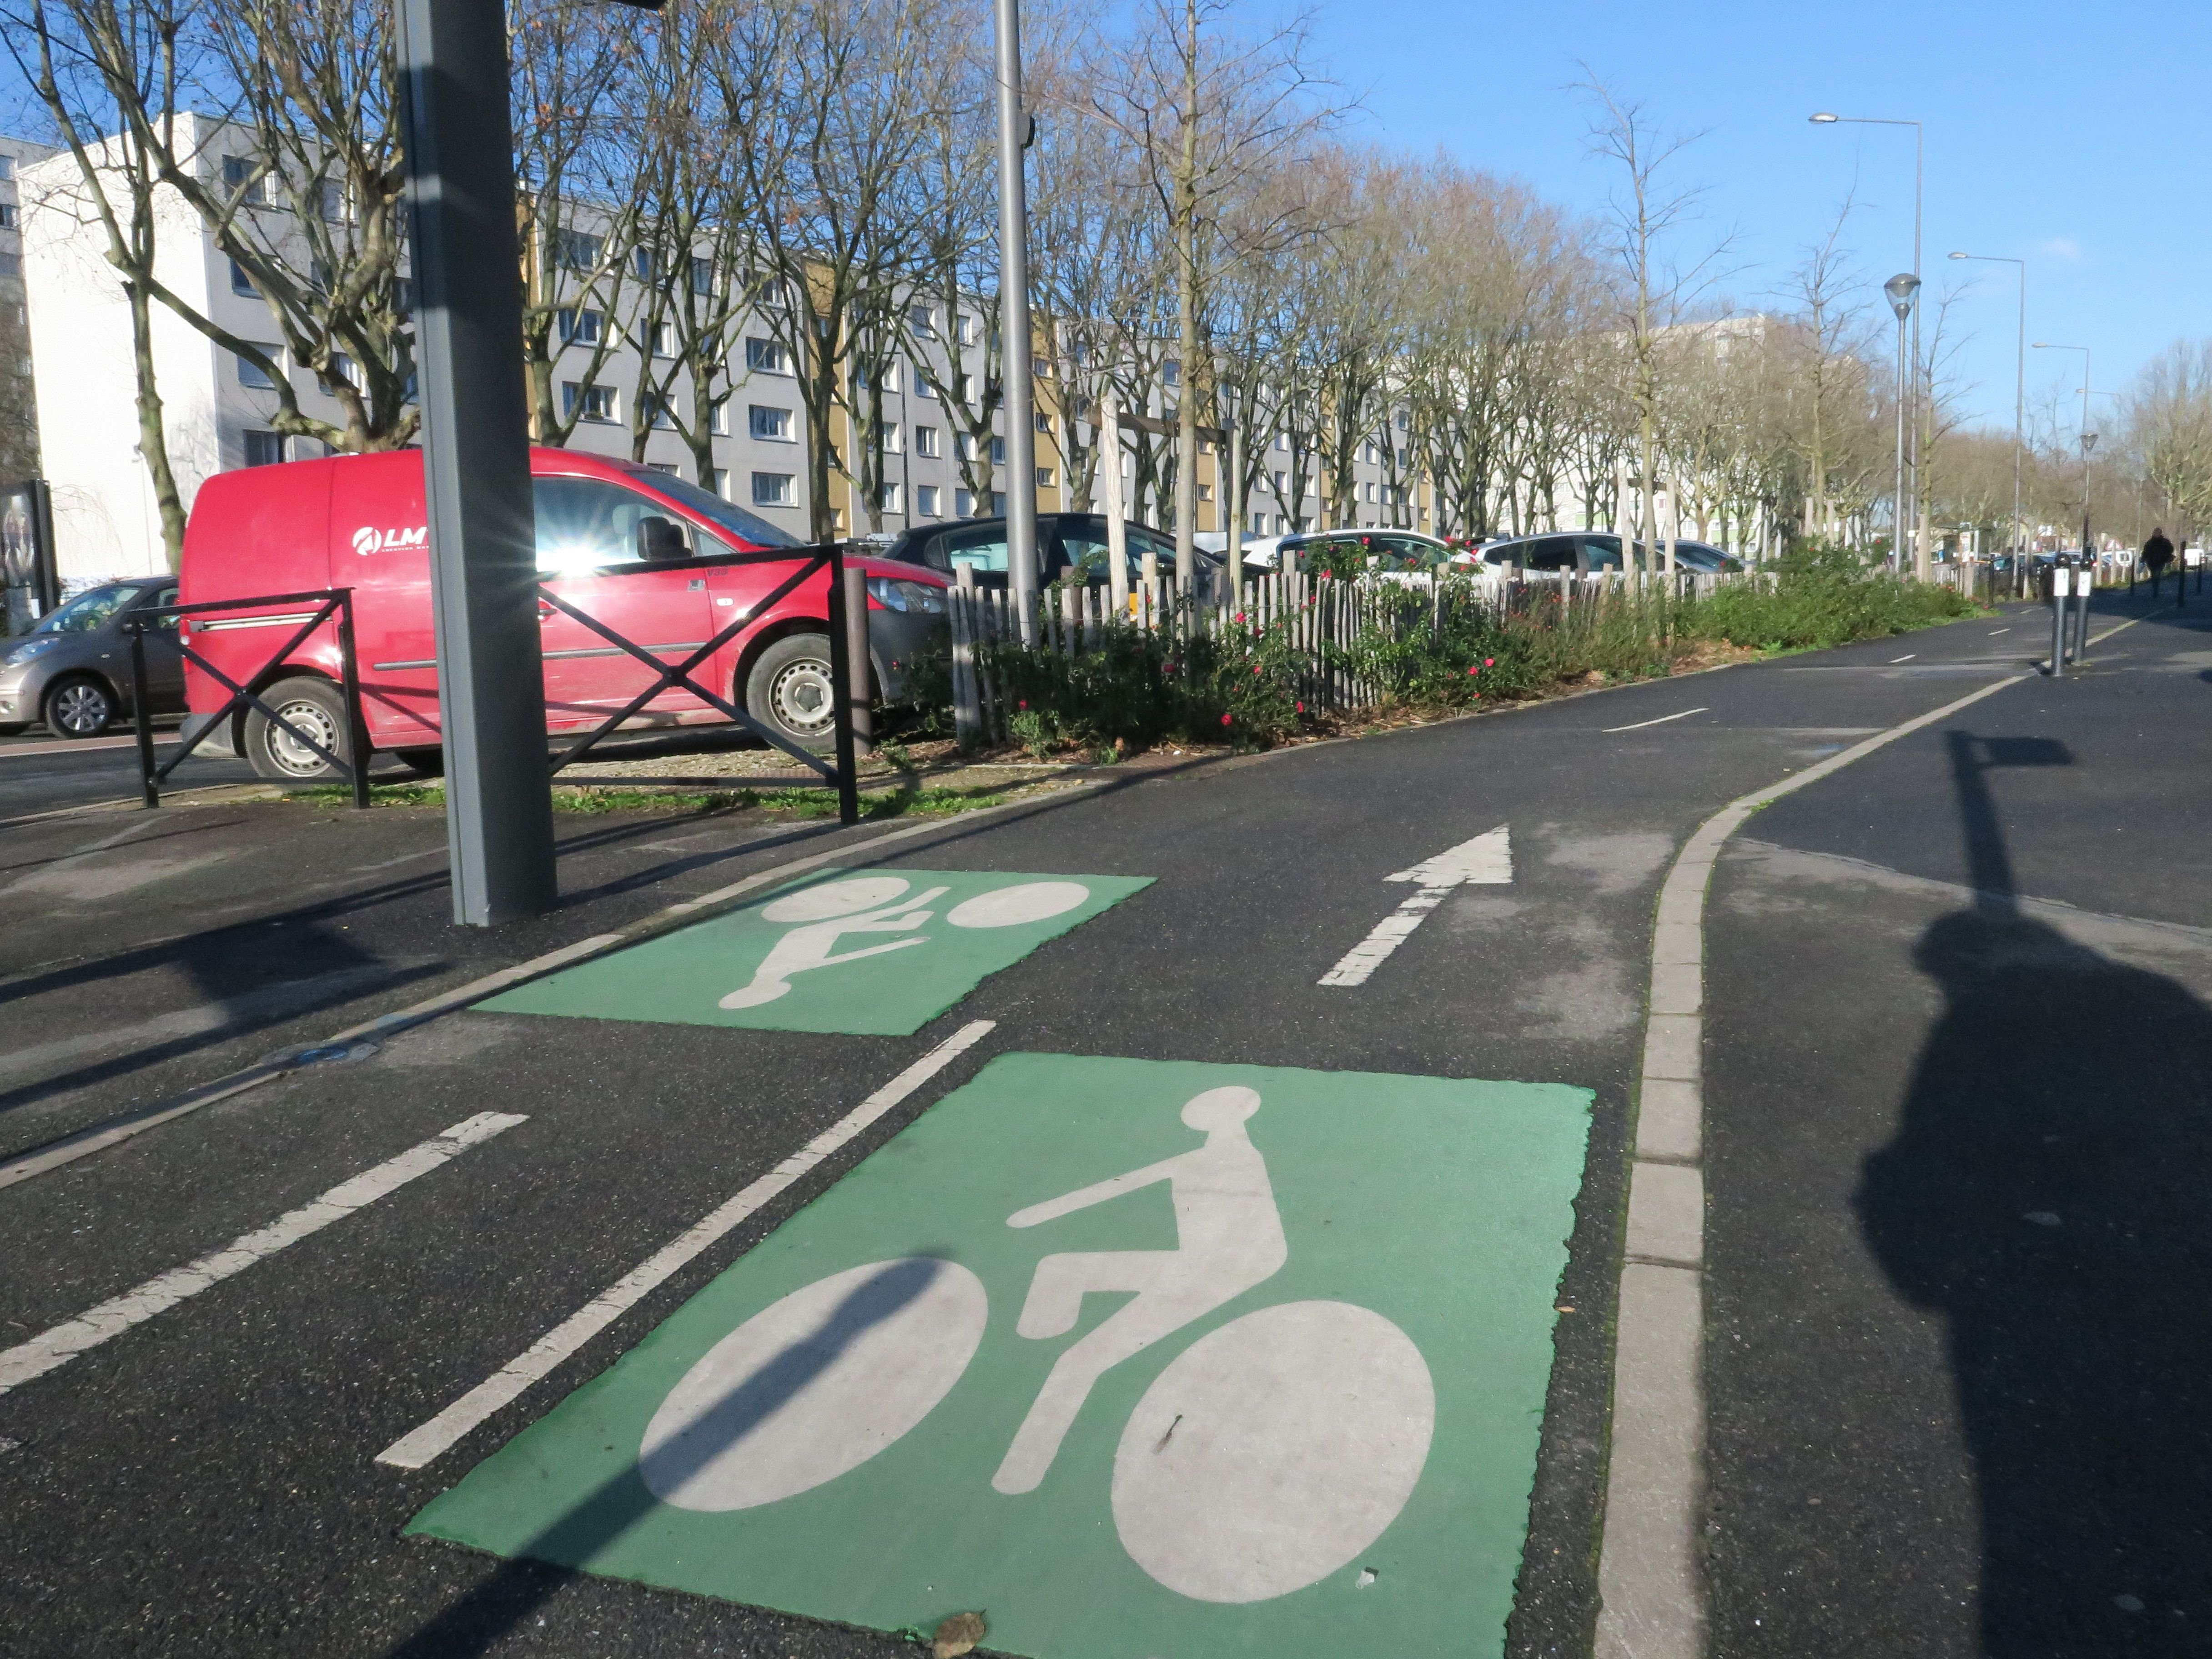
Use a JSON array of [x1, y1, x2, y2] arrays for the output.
[[744, 633, 838, 753], [245, 677, 352, 784]]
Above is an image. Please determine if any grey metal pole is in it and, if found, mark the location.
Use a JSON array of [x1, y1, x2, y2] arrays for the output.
[[1909, 123, 1923, 580], [840, 559, 873, 759], [1890, 296, 1909, 570], [395, 0, 556, 925], [992, 0, 1040, 646], [2049, 563, 2066, 678]]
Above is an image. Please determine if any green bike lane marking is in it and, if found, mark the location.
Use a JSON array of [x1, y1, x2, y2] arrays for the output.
[[409, 1053, 1592, 1658], [479, 870, 1153, 1036]]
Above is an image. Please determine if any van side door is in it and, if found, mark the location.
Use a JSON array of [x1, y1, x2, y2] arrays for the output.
[[533, 476, 715, 728]]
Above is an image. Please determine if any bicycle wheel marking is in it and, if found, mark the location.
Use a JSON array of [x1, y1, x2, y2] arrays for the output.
[[408, 1054, 1592, 1659], [477, 870, 1153, 1036]]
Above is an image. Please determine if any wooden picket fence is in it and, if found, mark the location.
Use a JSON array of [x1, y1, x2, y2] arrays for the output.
[[944, 563, 1750, 745]]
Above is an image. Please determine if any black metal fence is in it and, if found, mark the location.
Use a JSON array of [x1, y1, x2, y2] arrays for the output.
[[538, 539, 862, 825], [125, 587, 372, 809]]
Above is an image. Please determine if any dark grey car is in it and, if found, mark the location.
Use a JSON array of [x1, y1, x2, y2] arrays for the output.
[[880, 514, 1222, 589], [0, 580, 185, 738]]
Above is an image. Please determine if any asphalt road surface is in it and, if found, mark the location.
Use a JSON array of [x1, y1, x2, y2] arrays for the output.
[[1, 593, 2202, 1658]]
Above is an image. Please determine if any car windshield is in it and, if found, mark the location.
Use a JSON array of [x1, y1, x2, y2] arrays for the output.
[[631, 472, 801, 550], [35, 584, 145, 633]]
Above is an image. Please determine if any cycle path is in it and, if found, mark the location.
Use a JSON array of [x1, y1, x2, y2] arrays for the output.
[[0, 608, 2044, 1658]]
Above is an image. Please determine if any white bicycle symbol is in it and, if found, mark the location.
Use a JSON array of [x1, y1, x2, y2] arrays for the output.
[[633, 1086, 1436, 1605]]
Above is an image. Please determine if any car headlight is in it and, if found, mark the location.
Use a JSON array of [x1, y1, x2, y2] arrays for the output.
[[867, 576, 947, 614], [2, 637, 58, 667]]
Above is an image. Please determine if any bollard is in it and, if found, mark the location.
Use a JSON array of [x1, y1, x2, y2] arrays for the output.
[[2049, 564, 2067, 678], [2074, 565, 2093, 663]]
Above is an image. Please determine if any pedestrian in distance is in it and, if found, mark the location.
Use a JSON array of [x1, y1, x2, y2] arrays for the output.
[[2143, 527, 2176, 598]]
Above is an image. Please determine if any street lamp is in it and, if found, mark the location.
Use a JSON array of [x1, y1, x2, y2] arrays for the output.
[[1884, 272, 1921, 572], [992, 0, 1041, 641], [1815, 111, 1925, 571], [2033, 341, 2091, 557], [1949, 251, 2026, 565]]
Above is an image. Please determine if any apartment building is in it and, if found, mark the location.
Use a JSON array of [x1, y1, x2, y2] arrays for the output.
[[14, 115, 1433, 587], [0, 136, 56, 485]]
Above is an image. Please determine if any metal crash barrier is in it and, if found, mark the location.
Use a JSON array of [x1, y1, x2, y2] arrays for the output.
[[124, 588, 371, 810], [538, 540, 863, 826]]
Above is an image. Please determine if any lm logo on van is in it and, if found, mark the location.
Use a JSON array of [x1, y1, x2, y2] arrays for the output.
[[352, 525, 427, 556]]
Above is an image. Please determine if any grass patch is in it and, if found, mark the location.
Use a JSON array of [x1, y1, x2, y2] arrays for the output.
[[286, 779, 1011, 820]]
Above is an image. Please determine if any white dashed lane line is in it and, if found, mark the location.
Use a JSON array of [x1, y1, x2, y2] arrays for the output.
[[1603, 708, 1709, 734], [374, 1020, 997, 1471], [0, 1112, 527, 1395]]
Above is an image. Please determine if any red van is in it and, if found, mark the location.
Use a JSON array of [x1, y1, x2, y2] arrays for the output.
[[178, 448, 949, 781]]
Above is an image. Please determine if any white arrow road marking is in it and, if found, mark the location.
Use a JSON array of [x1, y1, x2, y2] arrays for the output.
[[0, 1111, 526, 1396], [1321, 827, 1511, 987]]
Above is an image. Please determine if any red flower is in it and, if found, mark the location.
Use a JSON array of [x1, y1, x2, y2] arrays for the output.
[[1233, 612, 1245, 623], [1484, 657, 1495, 667], [1252, 664, 1262, 675], [1468, 665, 1478, 676], [1220, 713, 1232, 726], [1296, 700, 1306, 713], [1018, 699, 1028, 709]]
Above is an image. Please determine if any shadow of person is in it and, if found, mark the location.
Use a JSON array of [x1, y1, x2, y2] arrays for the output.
[[1856, 904, 2212, 1651]]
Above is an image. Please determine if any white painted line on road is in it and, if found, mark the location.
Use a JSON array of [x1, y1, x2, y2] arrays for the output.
[[1322, 827, 1510, 987], [1595, 668, 2031, 1659], [1603, 707, 1708, 734], [1890, 654, 1916, 663], [0, 1112, 525, 1396], [373, 1019, 996, 1471], [1988, 628, 2011, 635]]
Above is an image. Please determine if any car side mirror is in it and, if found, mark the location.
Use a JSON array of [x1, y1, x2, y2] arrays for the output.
[[637, 516, 689, 563]]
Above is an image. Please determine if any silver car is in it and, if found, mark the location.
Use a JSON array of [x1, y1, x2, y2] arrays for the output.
[[0, 580, 185, 738]]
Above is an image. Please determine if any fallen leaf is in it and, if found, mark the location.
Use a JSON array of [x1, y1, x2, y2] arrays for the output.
[[934, 1610, 987, 1658]]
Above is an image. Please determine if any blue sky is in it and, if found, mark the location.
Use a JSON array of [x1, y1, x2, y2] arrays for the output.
[[1307, 0, 2211, 438]]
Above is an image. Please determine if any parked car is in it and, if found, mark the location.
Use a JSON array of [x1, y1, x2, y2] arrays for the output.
[[1473, 533, 1744, 575], [179, 448, 948, 779], [880, 513, 1224, 589], [1278, 528, 1456, 577], [0, 579, 184, 737]]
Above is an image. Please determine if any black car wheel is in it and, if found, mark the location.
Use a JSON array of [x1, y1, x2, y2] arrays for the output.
[[744, 633, 839, 752], [244, 676, 352, 783], [43, 675, 116, 739]]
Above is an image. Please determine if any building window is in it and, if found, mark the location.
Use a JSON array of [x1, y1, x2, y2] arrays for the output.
[[648, 318, 675, 358], [989, 436, 1005, 465], [877, 421, 901, 454], [1163, 358, 1181, 388], [913, 367, 937, 400], [236, 346, 282, 389], [751, 471, 794, 507], [221, 155, 266, 206], [326, 353, 362, 390], [1361, 441, 1377, 465], [914, 425, 940, 458], [744, 336, 789, 374], [1395, 409, 1410, 431], [908, 303, 936, 338], [0, 156, 16, 181], [1271, 470, 1287, 495], [631, 246, 659, 280], [641, 391, 676, 429], [1249, 511, 1266, 533], [955, 373, 975, 405], [917, 483, 940, 517], [708, 397, 729, 436], [646, 461, 679, 475], [243, 430, 286, 467], [690, 255, 714, 297], [749, 404, 792, 441], [954, 488, 975, 517], [955, 432, 975, 462], [1035, 466, 1054, 488], [313, 179, 344, 223], [1196, 482, 1212, 502], [1364, 480, 1377, 503], [550, 227, 603, 271], [878, 481, 903, 513], [1275, 432, 1290, 452], [562, 381, 617, 422], [955, 313, 978, 346], [854, 358, 900, 394], [991, 491, 1007, 515], [1034, 412, 1052, 434], [0, 203, 17, 230], [229, 258, 256, 296], [709, 468, 730, 499], [0, 254, 17, 277]]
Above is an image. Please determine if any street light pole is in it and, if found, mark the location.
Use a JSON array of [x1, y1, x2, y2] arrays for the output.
[[394, 0, 556, 924], [1949, 252, 2026, 563], [1884, 272, 1920, 573], [992, 0, 1041, 644], [1814, 111, 1924, 573]]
